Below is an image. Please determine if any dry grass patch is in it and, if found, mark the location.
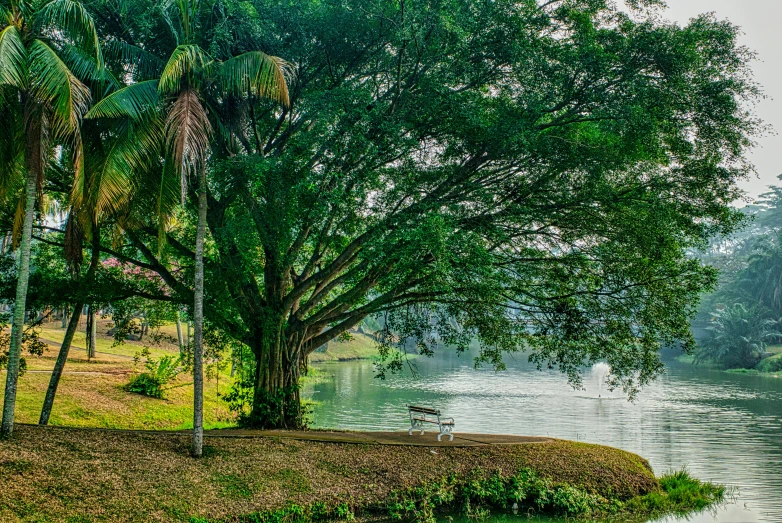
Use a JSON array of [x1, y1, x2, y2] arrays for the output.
[[0, 425, 660, 523]]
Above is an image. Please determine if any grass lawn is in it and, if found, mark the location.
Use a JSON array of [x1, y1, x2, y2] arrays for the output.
[[308, 332, 380, 362], [2, 318, 235, 430], [766, 344, 782, 355], [3, 319, 386, 431]]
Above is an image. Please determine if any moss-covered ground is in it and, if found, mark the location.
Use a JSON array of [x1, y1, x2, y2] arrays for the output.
[[0, 425, 723, 523]]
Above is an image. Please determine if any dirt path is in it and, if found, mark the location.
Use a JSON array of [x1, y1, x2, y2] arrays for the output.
[[37, 338, 136, 359], [25, 370, 131, 376]]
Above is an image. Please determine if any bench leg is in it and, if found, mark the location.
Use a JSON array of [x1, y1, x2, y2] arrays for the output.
[[408, 428, 413, 436], [438, 424, 454, 442]]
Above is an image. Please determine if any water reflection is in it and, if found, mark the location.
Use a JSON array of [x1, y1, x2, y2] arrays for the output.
[[303, 353, 782, 523]]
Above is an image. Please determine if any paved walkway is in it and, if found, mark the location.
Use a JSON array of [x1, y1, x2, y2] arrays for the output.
[[204, 428, 552, 446], [23, 424, 550, 447]]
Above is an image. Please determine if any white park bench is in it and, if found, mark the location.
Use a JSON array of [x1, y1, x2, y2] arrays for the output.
[[407, 405, 455, 441]]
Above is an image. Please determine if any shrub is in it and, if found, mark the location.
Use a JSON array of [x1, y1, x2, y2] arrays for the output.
[[126, 353, 182, 399], [757, 354, 782, 373]]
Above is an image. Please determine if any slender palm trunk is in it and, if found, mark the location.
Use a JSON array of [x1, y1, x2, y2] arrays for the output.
[[192, 170, 207, 457], [39, 224, 100, 425], [1, 106, 42, 438], [86, 306, 96, 359], [176, 312, 184, 354], [38, 303, 83, 425]]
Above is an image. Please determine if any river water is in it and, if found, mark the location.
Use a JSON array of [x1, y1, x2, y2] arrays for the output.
[[303, 351, 782, 523]]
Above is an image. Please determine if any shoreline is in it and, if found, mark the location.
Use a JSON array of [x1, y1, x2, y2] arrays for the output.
[[0, 424, 722, 522]]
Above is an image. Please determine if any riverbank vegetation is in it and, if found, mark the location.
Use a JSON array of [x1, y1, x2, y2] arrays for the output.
[[0, 425, 723, 523], [693, 186, 782, 375]]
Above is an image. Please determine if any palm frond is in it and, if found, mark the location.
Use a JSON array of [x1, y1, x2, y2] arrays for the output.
[[0, 89, 23, 195], [0, 24, 27, 89], [219, 51, 291, 108], [165, 88, 211, 201], [85, 80, 159, 120], [29, 38, 90, 135], [158, 44, 211, 95], [63, 206, 84, 273], [57, 44, 118, 89], [35, 0, 102, 67], [105, 39, 165, 81], [83, 116, 165, 219]]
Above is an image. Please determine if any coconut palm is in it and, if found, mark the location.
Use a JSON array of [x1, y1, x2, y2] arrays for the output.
[[87, 0, 289, 456], [0, 0, 102, 437]]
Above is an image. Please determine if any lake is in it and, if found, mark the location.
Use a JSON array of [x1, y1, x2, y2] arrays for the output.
[[303, 351, 782, 523]]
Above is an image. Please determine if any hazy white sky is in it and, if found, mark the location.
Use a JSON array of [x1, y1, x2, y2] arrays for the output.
[[662, 1, 781, 202]]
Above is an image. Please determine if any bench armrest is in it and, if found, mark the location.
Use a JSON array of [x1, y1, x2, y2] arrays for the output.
[[442, 417, 455, 424]]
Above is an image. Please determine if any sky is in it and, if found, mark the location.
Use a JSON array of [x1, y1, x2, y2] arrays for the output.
[[660, 1, 781, 203]]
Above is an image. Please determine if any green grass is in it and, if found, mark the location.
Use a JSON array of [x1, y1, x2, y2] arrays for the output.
[[309, 332, 382, 362], [624, 469, 726, 519], [765, 345, 782, 355], [3, 319, 236, 430]]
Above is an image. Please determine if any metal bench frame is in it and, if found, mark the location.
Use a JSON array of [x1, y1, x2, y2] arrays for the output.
[[407, 405, 454, 441]]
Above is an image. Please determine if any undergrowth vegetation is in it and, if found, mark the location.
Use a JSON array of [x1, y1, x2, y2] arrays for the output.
[[126, 349, 185, 399], [202, 468, 723, 523]]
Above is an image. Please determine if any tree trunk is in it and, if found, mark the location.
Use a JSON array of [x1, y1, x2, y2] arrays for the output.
[[1, 105, 41, 438], [192, 170, 207, 457], [60, 308, 68, 328], [187, 322, 191, 347], [86, 306, 96, 360], [39, 223, 100, 425], [247, 320, 304, 429], [176, 312, 184, 354], [39, 303, 83, 425]]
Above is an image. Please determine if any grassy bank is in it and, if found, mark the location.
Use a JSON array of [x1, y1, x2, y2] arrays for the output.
[[676, 352, 782, 378], [0, 425, 722, 523], [308, 333, 382, 363]]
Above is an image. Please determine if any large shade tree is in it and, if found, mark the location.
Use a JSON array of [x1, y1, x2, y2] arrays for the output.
[[0, 0, 101, 437], [80, 0, 762, 428]]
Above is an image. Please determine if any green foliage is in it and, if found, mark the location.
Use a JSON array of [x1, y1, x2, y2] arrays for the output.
[[756, 354, 782, 373], [126, 348, 183, 398], [3, 0, 766, 428], [223, 376, 309, 429], [625, 469, 725, 517], [386, 469, 614, 522], [0, 310, 47, 377], [696, 303, 781, 369], [385, 468, 722, 523], [228, 502, 353, 523]]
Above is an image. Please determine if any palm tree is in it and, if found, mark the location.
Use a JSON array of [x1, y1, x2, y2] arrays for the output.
[[742, 232, 782, 315], [696, 303, 782, 369], [88, 0, 289, 456], [0, 0, 101, 437]]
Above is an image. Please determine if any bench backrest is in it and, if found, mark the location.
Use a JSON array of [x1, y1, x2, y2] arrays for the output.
[[408, 405, 440, 416]]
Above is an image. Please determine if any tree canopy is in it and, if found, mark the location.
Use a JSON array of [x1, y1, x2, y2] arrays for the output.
[[1, 0, 763, 428]]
